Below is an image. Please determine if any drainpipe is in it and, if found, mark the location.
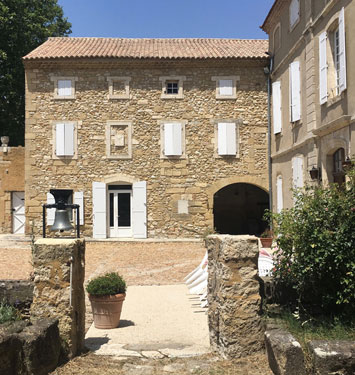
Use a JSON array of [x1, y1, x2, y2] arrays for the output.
[[264, 55, 274, 229]]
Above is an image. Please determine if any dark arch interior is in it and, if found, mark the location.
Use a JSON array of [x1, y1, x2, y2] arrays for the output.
[[213, 183, 269, 236]]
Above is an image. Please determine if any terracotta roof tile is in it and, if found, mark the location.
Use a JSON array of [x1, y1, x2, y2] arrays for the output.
[[23, 37, 268, 61]]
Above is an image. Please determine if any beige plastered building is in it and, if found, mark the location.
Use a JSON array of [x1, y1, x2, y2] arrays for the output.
[[262, 0, 355, 212], [23, 38, 270, 239]]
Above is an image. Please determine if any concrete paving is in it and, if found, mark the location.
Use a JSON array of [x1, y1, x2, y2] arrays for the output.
[[85, 284, 210, 359]]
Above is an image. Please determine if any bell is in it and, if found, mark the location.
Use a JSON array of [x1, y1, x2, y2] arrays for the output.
[[49, 189, 74, 232]]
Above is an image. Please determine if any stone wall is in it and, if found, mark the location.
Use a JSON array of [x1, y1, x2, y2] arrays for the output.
[[31, 238, 85, 359], [0, 280, 33, 319], [24, 58, 268, 238], [206, 235, 263, 358], [0, 146, 25, 234]]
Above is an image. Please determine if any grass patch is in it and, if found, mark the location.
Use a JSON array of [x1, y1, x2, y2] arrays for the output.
[[0, 300, 21, 324]]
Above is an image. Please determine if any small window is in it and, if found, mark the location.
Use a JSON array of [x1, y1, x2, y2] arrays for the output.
[[166, 81, 179, 94], [159, 76, 186, 99], [51, 76, 77, 99], [218, 123, 237, 156], [52, 121, 78, 159], [211, 76, 239, 99], [107, 76, 131, 99], [160, 120, 186, 158], [289, 0, 300, 29]]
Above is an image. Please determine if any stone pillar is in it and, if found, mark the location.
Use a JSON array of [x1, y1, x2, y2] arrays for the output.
[[206, 235, 263, 358], [31, 239, 85, 359]]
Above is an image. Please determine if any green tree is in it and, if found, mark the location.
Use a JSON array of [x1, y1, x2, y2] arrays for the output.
[[269, 167, 355, 321], [0, 0, 71, 146]]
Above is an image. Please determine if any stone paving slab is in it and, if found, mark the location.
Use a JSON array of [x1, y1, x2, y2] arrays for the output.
[[85, 284, 210, 359]]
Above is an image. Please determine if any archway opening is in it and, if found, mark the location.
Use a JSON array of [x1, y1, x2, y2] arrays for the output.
[[213, 183, 269, 236]]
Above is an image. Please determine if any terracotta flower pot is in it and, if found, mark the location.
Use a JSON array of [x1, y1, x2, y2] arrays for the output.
[[260, 237, 273, 248], [89, 293, 126, 329]]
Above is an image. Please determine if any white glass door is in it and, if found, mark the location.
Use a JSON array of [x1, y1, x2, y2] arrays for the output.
[[109, 190, 132, 238]]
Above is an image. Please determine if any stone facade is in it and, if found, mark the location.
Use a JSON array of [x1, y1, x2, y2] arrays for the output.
[[31, 239, 85, 359], [24, 54, 268, 239], [262, 0, 355, 211], [206, 235, 264, 358], [0, 145, 25, 234]]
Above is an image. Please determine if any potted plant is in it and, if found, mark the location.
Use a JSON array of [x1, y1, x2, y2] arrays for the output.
[[260, 228, 273, 248], [86, 272, 126, 329]]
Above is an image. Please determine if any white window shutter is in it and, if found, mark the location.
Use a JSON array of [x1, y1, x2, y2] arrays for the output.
[[319, 31, 328, 104], [74, 191, 84, 225], [46, 192, 55, 226], [338, 7, 347, 93], [58, 80, 72, 96], [272, 81, 282, 134], [92, 182, 107, 238], [290, 61, 301, 122], [55, 123, 65, 156], [64, 123, 74, 156], [219, 79, 233, 96], [164, 123, 182, 156], [276, 175, 283, 213], [132, 181, 147, 239], [218, 123, 236, 155], [292, 156, 304, 189]]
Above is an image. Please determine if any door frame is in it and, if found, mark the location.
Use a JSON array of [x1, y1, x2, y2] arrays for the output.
[[107, 189, 133, 238]]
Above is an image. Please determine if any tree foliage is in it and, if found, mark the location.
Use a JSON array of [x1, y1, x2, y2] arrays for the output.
[[269, 167, 355, 321], [0, 0, 71, 145]]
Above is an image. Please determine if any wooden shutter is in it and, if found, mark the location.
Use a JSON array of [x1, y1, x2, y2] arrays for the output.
[[58, 80, 72, 96], [272, 81, 282, 134], [55, 123, 65, 156], [92, 182, 107, 238], [338, 7, 347, 93], [219, 80, 233, 96], [292, 156, 304, 189], [290, 61, 301, 122], [276, 175, 283, 213], [46, 192, 55, 225], [64, 123, 74, 156], [74, 191, 84, 225], [218, 123, 236, 155], [132, 181, 147, 239], [164, 123, 182, 156], [319, 31, 328, 104]]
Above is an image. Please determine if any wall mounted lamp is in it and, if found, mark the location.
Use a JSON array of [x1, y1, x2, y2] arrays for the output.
[[309, 166, 321, 181]]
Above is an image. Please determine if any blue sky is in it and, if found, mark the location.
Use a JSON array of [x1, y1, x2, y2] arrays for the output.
[[57, 0, 274, 39]]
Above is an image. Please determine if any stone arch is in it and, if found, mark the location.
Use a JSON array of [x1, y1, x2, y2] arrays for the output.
[[102, 173, 140, 185], [321, 138, 348, 184]]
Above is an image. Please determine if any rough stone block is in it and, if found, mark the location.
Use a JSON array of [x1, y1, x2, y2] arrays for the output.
[[308, 340, 355, 375], [265, 329, 306, 375]]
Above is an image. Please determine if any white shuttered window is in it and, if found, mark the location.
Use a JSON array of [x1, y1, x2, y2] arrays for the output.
[[46, 193, 55, 225], [164, 123, 182, 156], [74, 191, 84, 225], [292, 156, 304, 189], [218, 123, 236, 155], [272, 81, 282, 134], [132, 181, 147, 239], [92, 182, 107, 239], [289, 61, 301, 122], [219, 80, 233, 96], [56, 123, 74, 156], [58, 80, 72, 96], [276, 175, 283, 213], [319, 31, 328, 104], [338, 7, 347, 94]]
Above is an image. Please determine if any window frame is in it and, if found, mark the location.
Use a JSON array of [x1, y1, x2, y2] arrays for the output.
[[107, 76, 131, 99], [159, 120, 187, 159], [211, 76, 239, 100], [159, 76, 186, 99], [51, 120, 78, 159], [50, 76, 78, 100], [289, 0, 300, 31], [105, 120, 133, 160]]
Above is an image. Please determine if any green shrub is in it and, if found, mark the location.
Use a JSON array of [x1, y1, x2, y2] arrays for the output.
[[268, 166, 355, 321], [0, 300, 21, 324], [86, 272, 126, 296]]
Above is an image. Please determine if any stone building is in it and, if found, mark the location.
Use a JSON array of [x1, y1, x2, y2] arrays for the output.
[[0, 137, 25, 234], [23, 37, 269, 239], [262, 0, 355, 211]]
